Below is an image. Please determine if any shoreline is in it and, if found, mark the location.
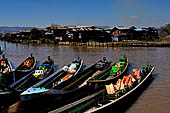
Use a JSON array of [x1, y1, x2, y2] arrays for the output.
[[58, 41, 170, 47], [1, 40, 170, 47]]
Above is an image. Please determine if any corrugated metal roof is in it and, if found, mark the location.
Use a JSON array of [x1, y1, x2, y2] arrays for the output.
[[135, 29, 148, 31]]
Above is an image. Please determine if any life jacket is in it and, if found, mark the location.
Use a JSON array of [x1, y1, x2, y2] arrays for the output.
[[1, 61, 7, 67], [24, 61, 30, 68], [120, 79, 125, 90], [123, 76, 127, 81], [62, 74, 72, 81], [1, 61, 3, 65], [124, 76, 130, 85], [105, 83, 116, 94], [117, 79, 121, 90], [129, 74, 136, 82], [135, 70, 141, 79], [127, 75, 133, 86]]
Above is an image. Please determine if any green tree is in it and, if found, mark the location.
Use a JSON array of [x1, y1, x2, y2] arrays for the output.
[[159, 24, 170, 38], [29, 28, 43, 40]]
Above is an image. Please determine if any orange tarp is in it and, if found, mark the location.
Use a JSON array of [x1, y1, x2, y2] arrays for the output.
[[105, 83, 116, 94], [62, 74, 72, 81]]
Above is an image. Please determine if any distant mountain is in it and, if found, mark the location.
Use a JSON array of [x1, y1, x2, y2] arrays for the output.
[[0, 26, 35, 34]]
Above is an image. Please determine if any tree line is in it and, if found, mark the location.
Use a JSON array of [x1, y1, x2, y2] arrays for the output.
[[159, 24, 170, 38]]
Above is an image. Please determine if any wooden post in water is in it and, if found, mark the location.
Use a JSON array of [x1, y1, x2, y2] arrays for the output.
[[4, 42, 6, 48]]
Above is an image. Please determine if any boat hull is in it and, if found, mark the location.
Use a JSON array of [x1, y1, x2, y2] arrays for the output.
[[0, 90, 22, 108], [20, 58, 113, 112], [90, 67, 154, 113], [52, 66, 154, 113], [20, 58, 84, 102], [88, 58, 129, 84]]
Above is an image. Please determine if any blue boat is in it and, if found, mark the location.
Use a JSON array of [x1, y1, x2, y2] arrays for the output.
[[0, 54, 15, 86], [20, 57, 83, 104], [0, 54, 39, 107], [10, 56, 55, 90]]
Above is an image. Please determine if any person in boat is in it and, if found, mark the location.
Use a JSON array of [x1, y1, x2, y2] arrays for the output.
[[0, 60, 7, 71], [48, 56, 54, 65], [43, 56, 54, 66], [24, 60, 31, 69], [0, 55, 10, 73], [102, 57, 110, 67], [96, 57, 110, 70]]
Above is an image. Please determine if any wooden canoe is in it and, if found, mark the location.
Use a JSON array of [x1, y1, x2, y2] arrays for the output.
[[19, 57, 111, 113], [20, 57, 84, 103], [0, 55, 15, 87], [0, 56, 56, 108], [10, 56, 55, 90], [88, 57, 128, 84], [14, 54, 38, 82], [0, 83, 22, 108], [0, 54, 38, 108], [55, 64, 154, 113]]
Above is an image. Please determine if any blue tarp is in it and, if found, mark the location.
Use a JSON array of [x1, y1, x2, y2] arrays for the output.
[[112, 35, 120, 38], [41, 64, 50, 66]]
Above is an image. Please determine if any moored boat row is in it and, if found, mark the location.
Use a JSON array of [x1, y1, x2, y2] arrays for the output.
[[0, 54, 56, 107], [0, 54, 155, 113], [16, 56, 128, 112], [50, 63, 154, 113]]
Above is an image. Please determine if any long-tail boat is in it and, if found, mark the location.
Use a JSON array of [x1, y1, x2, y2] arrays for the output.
[[0, 54, 39, 108], [20, 57, 84, 104], [18, 57, 109, 112], [87, 56, 128, 84], [20, 57, 128, 113], [13, 53, 38, 82], [0, 83, 22, 108], [52, 63, 154, 113], [0, 56, 56, 108], [0, 54, 15, 86], [10, 56, 55, 90]]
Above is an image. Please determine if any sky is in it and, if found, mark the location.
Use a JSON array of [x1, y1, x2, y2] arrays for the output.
[[0, 0, 170, 28]]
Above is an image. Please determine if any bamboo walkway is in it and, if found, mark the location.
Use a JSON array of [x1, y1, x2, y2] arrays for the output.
[[58, 41, 170, 47]]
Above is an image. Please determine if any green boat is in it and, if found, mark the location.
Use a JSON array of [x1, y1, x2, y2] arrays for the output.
[[52, 63, 154, 113], [88, 56, 128, 84]]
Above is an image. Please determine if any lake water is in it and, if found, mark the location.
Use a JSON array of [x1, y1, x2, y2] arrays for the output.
[[1, 41, 170, 113]]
